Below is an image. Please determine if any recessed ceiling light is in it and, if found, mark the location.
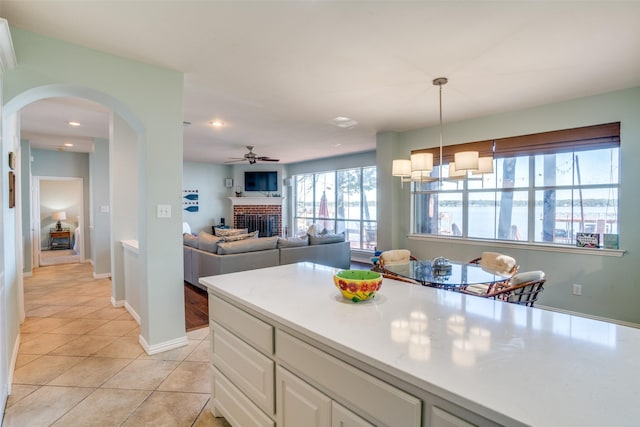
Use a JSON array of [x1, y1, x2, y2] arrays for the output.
[[330, 116, 357, 129], [68, 121, 81, 127], [210, 120, 224, 127], [64, 143, 73, 147], [332, 143, 342, 147]]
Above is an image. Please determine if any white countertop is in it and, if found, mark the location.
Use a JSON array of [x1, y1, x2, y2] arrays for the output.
[[201, 262, 640, 426]]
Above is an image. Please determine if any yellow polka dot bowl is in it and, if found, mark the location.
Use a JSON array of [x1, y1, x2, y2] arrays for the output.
[[333, 270, 383, 303]]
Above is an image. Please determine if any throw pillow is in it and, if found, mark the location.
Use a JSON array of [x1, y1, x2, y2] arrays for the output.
[[223, 230, 259, 242], [183, 233, 198, 248], [277, 236, 309, 248], [309, 232, 345, 245], [217, 236, 279, 255], [197, 231, 223, 253], [214, 227, 248, 237], [307, 224, 319, 236]]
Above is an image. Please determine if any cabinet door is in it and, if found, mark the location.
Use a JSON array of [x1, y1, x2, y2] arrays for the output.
[[431, 406, 476, 427], [332, 401, 374, 427], [276, 366, 331, 427]]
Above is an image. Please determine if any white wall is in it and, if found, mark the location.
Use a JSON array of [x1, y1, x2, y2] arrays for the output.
[[378, 87, 640, 325]]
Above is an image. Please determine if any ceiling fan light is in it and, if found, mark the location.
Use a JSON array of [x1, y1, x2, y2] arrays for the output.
[[411, 152, 433, 172], [392, 159, 411, 177], [454, 151, 479, 171]]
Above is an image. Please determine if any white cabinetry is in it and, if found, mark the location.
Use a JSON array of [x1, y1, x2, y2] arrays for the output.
[[207, 291, 495, 427], [209, 295, 418, 426], [332, 401, 375, 427], [276, 366, 331, 427]]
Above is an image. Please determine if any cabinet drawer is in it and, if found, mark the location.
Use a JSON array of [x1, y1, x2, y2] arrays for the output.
[[210, 295, 274, 354], [276, 330, 421, 427], [211, 366, 275, 427], [212, 321, 275, 414], [332, 401, 375, 427]]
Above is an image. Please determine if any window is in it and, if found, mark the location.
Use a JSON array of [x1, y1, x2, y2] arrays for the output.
[[412, 123, 620, 248], [293, 166, 377, 250]]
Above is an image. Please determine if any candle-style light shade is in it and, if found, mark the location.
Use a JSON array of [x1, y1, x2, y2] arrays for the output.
[[410, 152, 433, 172], [392, 159, 412, 177], [52, 211, 67, 231], [448, 162, 467, 179], [454, 151, 479, 171], [471, 157, 494, 175]]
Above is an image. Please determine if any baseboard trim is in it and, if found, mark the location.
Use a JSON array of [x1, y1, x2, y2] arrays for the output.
[[8, 334, 20, 394], [536, 304, 640, 329], [22, 271, 32, 277], [125, 301, 141, 325], [93, 272, 111, 279], [139, 334, 188, 356], [111, 297, 125, 308]]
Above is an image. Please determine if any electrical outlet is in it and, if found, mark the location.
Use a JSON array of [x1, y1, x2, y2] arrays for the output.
[[572, 283, 582, 296]]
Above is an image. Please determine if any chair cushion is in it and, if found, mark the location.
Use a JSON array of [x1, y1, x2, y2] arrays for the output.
[[217, 236, 279, 255], [480, 252, 516, 275], [213, 227, 248, 237], [380, 249, 411, 266], [465, 284, 491, 295], [510, 270, 545, 285], [277, 236, 309, 248], [183, 233, 198, 248], [307, 224, 319, 236], [308, 232, 345, 245], [197, 231, 224, 253], [223, 230, 259, 242]]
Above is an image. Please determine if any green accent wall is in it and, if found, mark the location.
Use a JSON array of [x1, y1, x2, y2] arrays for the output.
[[378, 87, 640, 325], [3, 27, 185, 355]]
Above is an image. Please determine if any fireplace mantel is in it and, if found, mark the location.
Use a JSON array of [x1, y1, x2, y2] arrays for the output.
[[229, 197, 285, 206]]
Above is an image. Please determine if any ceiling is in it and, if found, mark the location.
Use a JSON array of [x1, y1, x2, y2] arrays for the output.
[[3, 1, 640, 164]]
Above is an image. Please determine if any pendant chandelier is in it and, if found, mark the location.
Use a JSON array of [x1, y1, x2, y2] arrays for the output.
[[393, 77, 493, 184]]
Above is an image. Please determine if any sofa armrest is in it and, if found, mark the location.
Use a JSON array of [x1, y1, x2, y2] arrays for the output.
[[279, 241, 351, 269]]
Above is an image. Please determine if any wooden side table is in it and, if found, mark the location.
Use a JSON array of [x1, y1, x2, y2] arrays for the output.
[[50, 229, 71, 250]]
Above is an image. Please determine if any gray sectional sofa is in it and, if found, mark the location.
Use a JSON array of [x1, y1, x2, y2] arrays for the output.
[[183, 233, 351, 290]]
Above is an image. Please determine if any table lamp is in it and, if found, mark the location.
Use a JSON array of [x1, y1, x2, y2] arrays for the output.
[[52, 211, 66, 231]]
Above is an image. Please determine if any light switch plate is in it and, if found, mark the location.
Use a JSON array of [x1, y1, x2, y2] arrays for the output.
[[100, 205, 110, 213], [157, 204, 171, 218]]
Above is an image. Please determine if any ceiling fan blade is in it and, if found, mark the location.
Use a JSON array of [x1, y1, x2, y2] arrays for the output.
[[224, 158, 246, 163], [257, 157, 280, 162]]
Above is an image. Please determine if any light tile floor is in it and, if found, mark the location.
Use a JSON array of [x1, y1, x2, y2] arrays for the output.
[[3, 262, 231, 427]]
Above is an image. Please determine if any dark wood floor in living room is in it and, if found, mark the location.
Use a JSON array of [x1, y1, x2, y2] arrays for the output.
[[184, 282, 208, 331]]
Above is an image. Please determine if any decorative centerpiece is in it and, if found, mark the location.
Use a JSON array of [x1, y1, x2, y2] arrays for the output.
[[431, 256, 452, 277], [333, 270, 383, 303]]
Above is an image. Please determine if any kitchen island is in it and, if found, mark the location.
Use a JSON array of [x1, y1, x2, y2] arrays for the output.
[[201, 262, 640, 427]]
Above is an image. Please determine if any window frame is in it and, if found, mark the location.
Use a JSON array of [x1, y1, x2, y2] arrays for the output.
[[292, 166, 377, 251], [410, 123, 622, 254]]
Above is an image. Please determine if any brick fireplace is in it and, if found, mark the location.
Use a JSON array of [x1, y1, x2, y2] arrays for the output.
[[230, 197, 284, 237]]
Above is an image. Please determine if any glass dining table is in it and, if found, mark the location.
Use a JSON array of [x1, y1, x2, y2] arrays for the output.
[[383, 259, 512, 292]]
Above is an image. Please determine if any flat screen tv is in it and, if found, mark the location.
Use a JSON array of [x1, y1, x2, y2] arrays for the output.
[[244, 171, 278, 192]]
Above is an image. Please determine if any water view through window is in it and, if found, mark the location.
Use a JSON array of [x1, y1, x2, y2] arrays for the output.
[[414, 147, 619, 247], [293, 166, 377, 250]]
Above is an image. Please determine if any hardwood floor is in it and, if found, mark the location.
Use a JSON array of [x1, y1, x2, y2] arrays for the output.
[[184, 282, 209, 331]]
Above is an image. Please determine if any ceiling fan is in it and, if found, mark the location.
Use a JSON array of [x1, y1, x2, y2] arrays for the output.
[[225, 146, 280, 164]]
